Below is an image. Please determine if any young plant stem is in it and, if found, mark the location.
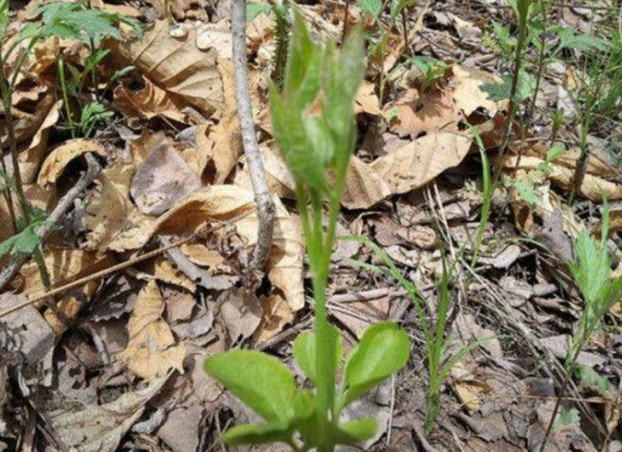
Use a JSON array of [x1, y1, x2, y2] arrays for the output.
[[0, 51, 51, 290], [526, 2, 549, 124], [537, 347, 582, 452], [0, 139, 17, 232], [58, 55, 75, 136], [493, 14, 529, 183], [342, 0, 350, 43], [401, 10, 410, 56]]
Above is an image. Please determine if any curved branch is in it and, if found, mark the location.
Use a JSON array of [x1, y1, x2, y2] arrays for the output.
[[231, 0, 275, 270]]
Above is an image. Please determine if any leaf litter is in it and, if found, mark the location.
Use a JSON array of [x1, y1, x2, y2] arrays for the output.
[[0, 0, 621, 451]]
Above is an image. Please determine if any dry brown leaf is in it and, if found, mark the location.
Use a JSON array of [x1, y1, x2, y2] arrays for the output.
[[355, 80, 381, 116], [373, 132, 473, 194], [386, 87, 461, 138], [507, 155, 622, 201], [112, 20, 224, 116], [113, 76, 190, 124], [148, 0, 207, 21], [255, 293, 294, 344], [91, 184, 304, 309], [136, 256, 195, 293], [219, 288, 262, 342], [0, 184, 55, 244], [83, 162, 155, 252], [20, 248, 115, 334], [196, 118, 242, 184], [342, 155, 392, 210], [234, 146, 295, 199], [452, 65, 507, 117], [119, 280, 186, 379], [48, 375, 167, 452], [180, 243, 226, 268], [37, 139, 107, 187], [197, 24, 232, 59], [130, 137, 201, 215]]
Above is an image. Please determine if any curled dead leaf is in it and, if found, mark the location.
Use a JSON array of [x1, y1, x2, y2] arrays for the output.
[[38, 139, 107, 187]]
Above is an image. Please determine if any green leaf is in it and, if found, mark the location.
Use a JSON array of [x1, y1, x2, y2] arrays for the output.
[[553, 407, 580, 430], [246, 2, 273, 22], [292, 328, 342, 384], [221, 422, 291, 446], [205, 350, 296, 423], [575, 364, 610, 395], [546, 144, 565, 163], [333, 418, 378, 444], [357, 0, 382, 19], [557, 27, 609, 53], [14, 226, 40, 254], [0, 0, 8, 33], [340, 322, 410, 407], [0, 235, 18, 258]]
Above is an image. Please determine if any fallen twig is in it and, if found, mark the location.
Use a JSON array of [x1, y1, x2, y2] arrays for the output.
[[231, 0, 275, 270], [0, 234, 196, 319], [0, 153, 102, 292]]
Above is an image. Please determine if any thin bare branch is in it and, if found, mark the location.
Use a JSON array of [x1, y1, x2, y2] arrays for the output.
[[231, 0, 275, 270]]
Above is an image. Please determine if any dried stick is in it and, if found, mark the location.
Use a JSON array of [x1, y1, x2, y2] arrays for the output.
[[231, 0, 275, 270], [0, 234, 196, 319], [0, 153, 101, 292]]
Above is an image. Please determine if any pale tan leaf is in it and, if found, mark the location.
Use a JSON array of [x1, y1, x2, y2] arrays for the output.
[[48, 376, 167, 452], [119, 280, 186, 379], [386, 87, 461, 138], [342, 155, 392, 210], [37, 139, 107, 187], [372, 132, 473, 195], [112, 20, 224, 116], [452, 65, 507, 117], [507, 155, 622, 201], [113, 76, 190, 124]]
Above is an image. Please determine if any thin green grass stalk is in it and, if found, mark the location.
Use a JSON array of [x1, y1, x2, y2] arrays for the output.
[[0, 37, 51, 289], [469, 127, 492, 269], [494, 0, 532, 182], [58, 55, 75, 137], [526, 0, 550, 124], [342, 235, 494, 433]]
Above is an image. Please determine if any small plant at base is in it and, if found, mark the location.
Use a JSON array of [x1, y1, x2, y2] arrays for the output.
[[538, 199, 622, 452], [204, 14, 410, 452]]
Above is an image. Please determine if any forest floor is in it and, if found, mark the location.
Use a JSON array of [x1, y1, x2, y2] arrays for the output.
[[1, 0, 622, 451]]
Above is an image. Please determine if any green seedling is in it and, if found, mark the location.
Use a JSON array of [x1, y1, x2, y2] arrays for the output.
[[469, 126, 493, 269], [246, 1, 290, 87], [33, 1, 140, 137], [343, 235, 493, 433], [359, 0, 418, 102], [204, 14, 410, 452], [539, 199, 622, 451]]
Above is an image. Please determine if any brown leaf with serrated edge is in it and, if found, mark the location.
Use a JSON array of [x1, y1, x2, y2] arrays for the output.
[[119, 280, 186, 379]]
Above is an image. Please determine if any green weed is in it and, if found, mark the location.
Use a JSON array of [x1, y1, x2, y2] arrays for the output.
[[539, 199, 622, 451], [204, 14, 410, 452]]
